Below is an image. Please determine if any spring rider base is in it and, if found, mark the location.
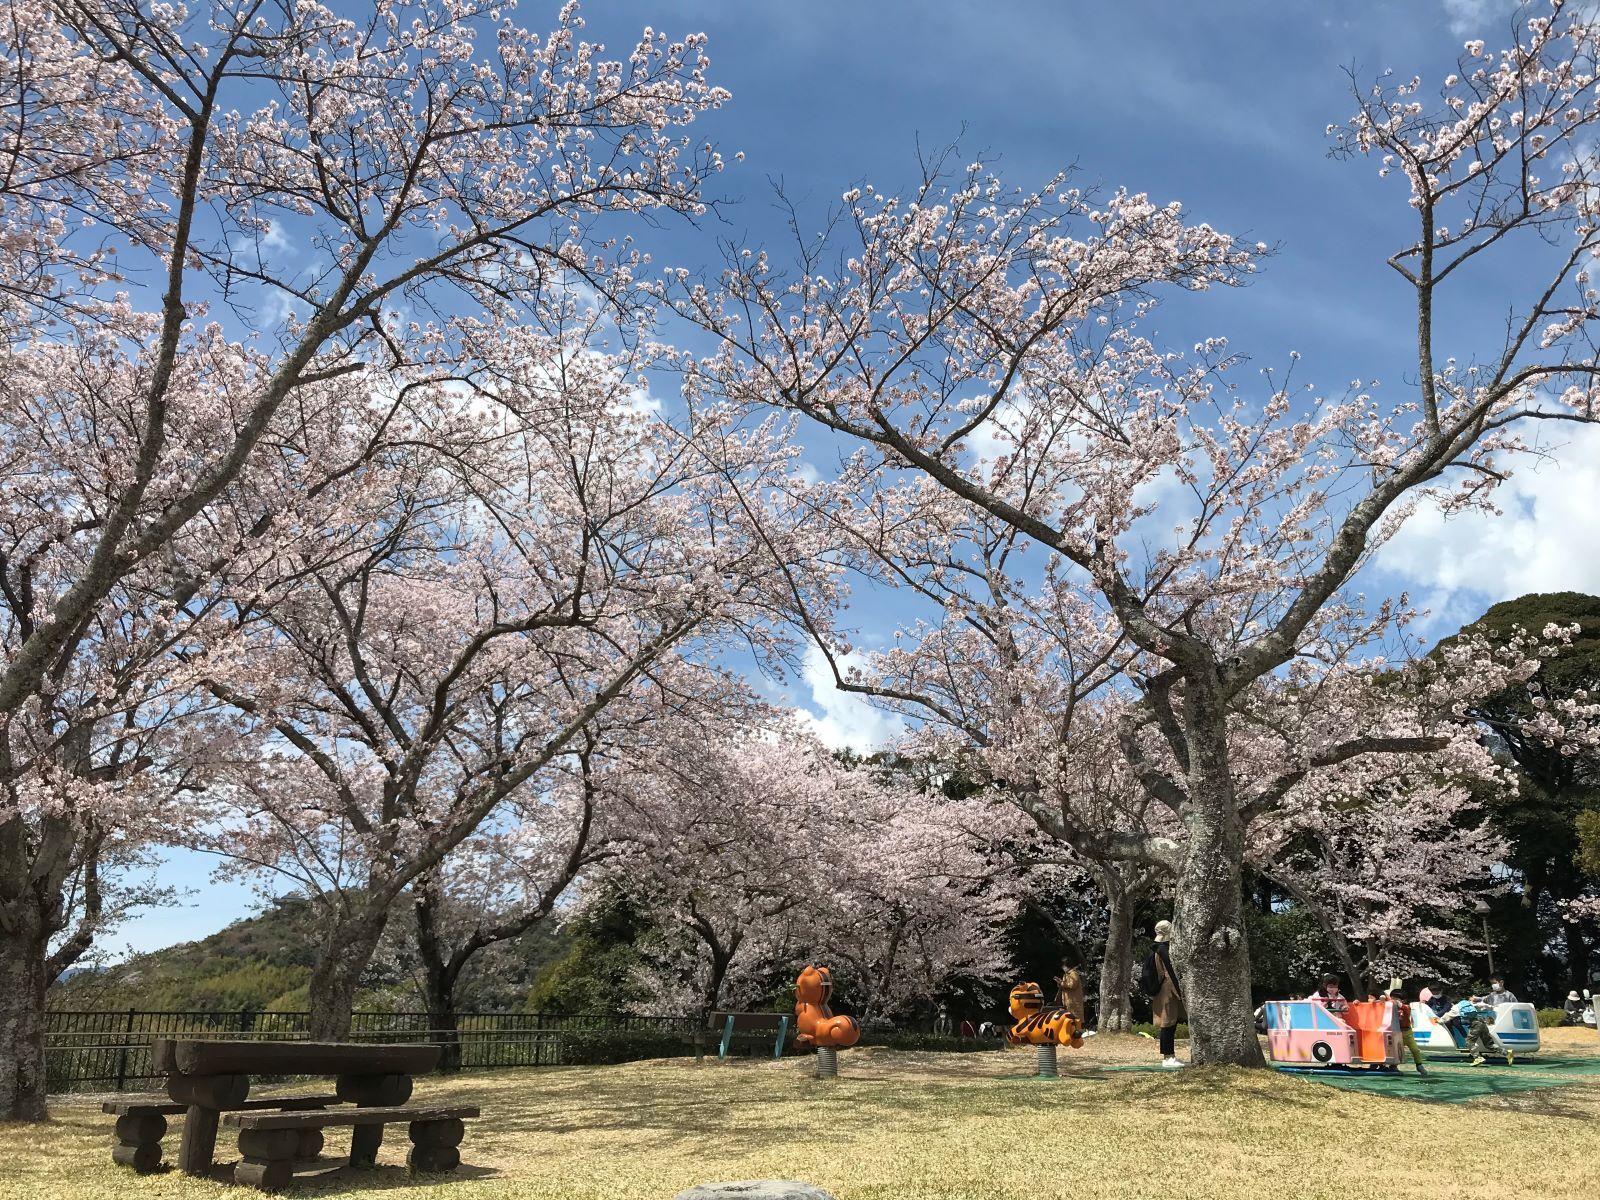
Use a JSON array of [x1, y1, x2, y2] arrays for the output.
[[815, 1047, 839, 1079]]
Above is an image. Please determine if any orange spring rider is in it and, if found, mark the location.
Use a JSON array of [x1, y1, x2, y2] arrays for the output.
[[1007, 982, 1084, 1048], [794, 965, 861, 1049]]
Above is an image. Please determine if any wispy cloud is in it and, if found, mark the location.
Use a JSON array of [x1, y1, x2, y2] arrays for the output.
[[795, 643, 905, 754], [1439, 0, 1537, 36], [1374, 423, 1600, 628]]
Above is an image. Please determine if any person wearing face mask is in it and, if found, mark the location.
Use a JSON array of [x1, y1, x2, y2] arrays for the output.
[[1482, 976, 1517, 1007]]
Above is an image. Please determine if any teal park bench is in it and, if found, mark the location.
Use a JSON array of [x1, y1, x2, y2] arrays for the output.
[[708, 1011, 789, 1059]]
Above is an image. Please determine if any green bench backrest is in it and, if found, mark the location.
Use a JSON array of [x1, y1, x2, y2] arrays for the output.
[[708, 1012, 789, 1058]]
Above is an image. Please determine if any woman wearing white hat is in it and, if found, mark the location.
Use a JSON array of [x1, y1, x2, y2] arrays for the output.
[[1564, 990, 1585, 1026], [1142, 920, 1185, 1068]]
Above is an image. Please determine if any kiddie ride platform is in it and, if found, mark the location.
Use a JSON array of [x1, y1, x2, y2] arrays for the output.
[[1410, 1000, 1541, 1061], [1264, 999, 1401, 1070], [1265, 999, 1543, 1072]]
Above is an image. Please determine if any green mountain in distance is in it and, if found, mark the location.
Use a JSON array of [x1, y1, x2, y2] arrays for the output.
[[51, 894, 575, 1015], [51, 896, 323, 1013]]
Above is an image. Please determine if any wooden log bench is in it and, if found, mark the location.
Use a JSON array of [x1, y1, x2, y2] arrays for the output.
[[103, 1038, 449, 1185], [222, 1104, 481, 1189], [102, 1094, 343, 1174], [708, 1011, 789, 1059]]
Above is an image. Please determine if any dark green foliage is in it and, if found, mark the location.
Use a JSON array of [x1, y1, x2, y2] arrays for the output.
[[558, 1028, 690, 1065], [1451, 592, 1600, 997], [50, 897, 325, 1011], [1461, 592, 1600, 791], [1536, 1007, 1571, 1028], [856, 1031, 1005, 1053], [1245, 899, 1338, 1002], [126, 961, 312, 1013], [523, 891, 653, 1015], [1577, 810, 1600, 875]]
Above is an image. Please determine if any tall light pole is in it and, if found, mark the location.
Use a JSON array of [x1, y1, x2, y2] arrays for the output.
[[1474, 898, 1495, 978]]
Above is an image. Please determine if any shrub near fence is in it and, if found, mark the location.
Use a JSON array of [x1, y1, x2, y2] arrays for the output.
[[44, 1009, 699, 1093]]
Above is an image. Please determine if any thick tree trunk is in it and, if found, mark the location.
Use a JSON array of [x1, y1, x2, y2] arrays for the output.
[[702, 945, 734, 1020], [866, 916, 909, 1026], [1565, 920, 1591, 994], [1173, 711, 1265, 1067], [0, 907, 50, 1121], [413, 884, 463, 1072], [307, 908, 390, 1041], [1098, 879, 1135, 1034], [424, 972, 463, 1073], [1337, 943, 1369, 1000]]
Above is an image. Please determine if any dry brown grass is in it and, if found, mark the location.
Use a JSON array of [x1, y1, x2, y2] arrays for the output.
[[6, 1029, 1599, 1200]]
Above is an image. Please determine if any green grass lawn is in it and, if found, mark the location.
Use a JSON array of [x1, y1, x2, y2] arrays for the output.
[[7, 1029, 1599, 1200]]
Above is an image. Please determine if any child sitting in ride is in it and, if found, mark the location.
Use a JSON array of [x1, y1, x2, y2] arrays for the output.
[[1304, 973, 1349, 1013], [1452, 997, 1512, 1066]]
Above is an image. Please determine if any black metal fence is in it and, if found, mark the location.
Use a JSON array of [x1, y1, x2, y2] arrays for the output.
[[45, 1009, 700, 1093]]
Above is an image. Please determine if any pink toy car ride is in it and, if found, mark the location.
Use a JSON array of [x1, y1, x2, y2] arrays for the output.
[[1263, 999, 1400, 1068]]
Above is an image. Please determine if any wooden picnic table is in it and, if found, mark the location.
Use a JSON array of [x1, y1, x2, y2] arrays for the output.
[[108, 1037, 457, 1187]]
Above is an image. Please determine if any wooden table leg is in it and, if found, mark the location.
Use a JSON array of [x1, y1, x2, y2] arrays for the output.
[[294, 1127, 325, 1160], [349, 1121, 384, 1168], [407, 1117, 464, 1174], [178, 1105, 220, 1177], [337, 1072, 412, 1168], [168, 1073, 249, 1177]]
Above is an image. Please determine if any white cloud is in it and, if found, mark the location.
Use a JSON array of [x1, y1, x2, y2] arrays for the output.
[[1124, 461, 1203, 562], [1374, 424, 1600, 622], [1440, 0, 1502, 35], [260, 219, 292, 253], [962, 409, 1012, 465], [794, 643, 906, 753]]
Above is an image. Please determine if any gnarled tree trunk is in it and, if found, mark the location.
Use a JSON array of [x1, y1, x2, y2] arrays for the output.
[[1172, 724, 1264, 1066], [1097, 875, 1136, 1034], [0, 905, 50, 1121], [307, 908, 391, 1041], [414, 887, 465, 1073]]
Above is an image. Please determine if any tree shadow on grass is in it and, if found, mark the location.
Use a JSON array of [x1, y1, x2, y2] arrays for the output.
[[284, 1162, 501, 1195]]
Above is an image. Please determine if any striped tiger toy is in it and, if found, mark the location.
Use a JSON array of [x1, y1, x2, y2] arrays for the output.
[[1007, 981, 1085, 1047]]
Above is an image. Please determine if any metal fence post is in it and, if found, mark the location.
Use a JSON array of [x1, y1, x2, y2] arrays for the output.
[[113, 1008, 136, 1092]]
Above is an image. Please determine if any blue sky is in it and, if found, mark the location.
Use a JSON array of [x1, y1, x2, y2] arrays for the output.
[[113, 0, 1600, 957]]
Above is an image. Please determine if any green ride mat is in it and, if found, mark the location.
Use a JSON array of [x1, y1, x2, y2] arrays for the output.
[[1278, 1055, 1600, 1104]]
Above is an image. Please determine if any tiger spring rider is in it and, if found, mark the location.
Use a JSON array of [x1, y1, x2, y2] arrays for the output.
[[795, 965, 860, 1078], [1008, 982, 1085, 1078]]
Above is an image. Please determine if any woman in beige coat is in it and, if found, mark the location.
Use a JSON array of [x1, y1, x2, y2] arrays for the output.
[[1148, 920, 1185, 1068]]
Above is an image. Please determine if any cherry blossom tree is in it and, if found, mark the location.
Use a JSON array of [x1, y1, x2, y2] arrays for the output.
[[795, 510, 1159, 1030], [195, 326, 822, 1039], [0, 349, 420, 1115], [673, 3, 1600, 1063], [1251, 778, 1506, 996], [1, 0, 733, 1117], [807, 788, 1021, 1023], [600, 720, 1021, 1021], [778, 508, 1503, 1032], [405, 652, 759, 1067], [409, 732, 609, 1072], [600, 725, 834, 1017]]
